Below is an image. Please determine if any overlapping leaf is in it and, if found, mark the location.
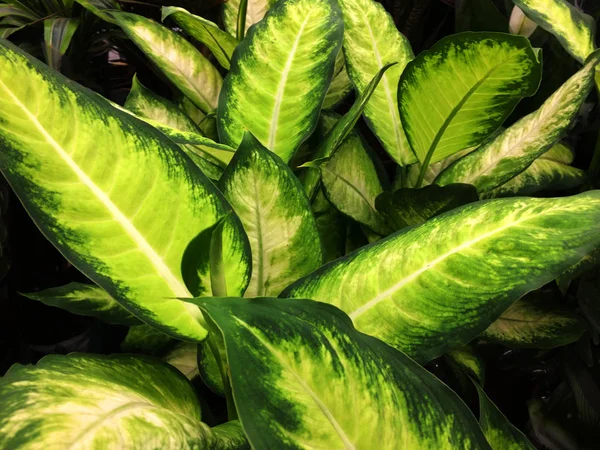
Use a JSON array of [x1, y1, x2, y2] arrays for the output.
[[222, 0, 276, 38]]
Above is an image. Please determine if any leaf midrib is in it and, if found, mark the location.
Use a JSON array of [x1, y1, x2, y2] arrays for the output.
[[0, 78, 191, 298]]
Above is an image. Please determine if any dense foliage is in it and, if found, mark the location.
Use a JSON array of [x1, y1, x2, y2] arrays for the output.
[[1, 0, 600, 448]]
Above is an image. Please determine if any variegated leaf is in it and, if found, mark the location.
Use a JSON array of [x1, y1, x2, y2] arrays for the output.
[[222, 0, 276, 38], [0, 38, 250, 341], [446, 345, 485, 385], [402, 147, 476, 189], [163, 342, 200, 381], [481, 292, 584, 348], [22, 282, 140, 326], [121, 324, 175, 356], [0, 354, 249, 449], [78, 0, 223, 113], [197, 338, 225, 395], [514, 0, 596, 63], [509, 6, 538, 38], [399, 32, 542, 177], [436, 55, 598, 194], [217, 0, 343, 163], [338, 0, 415, 165], [220, 133, 322, 297], [162, 7, 238, 70], [190, 296, 491, 449], [283, 192, 600, 362], [312, 188, 346, 262], [43, 17, 79, 71], [322, 50, 352, 110]]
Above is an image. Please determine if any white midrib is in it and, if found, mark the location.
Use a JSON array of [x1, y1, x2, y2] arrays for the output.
[[268, 16, 310, 150], [236, 318, 357, 450], [349, 211, 543, 321], [0, 79, 191, 298]]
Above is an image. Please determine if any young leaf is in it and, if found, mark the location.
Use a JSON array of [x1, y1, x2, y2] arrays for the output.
[[338, 0, 415, 165], [376, 184, 479, 231], [222, 0, 275, 38], [0, 354, 249, 449], [0, 39, 250, 341], [436, 54, 599, 193], [514, 0, 596, 63], [161, 7, 238, 70], [43, 17, 79, 71], [21, 282, 140, 326], [446, 345, 485, 385], [509, 6, 538, 38], [219, 133, 323, 297], [283, 192, 600, 362], [78, 1, 223, 113], [163, 342, 200, 381], [322, 50, 352, 110], [190, 296, 491, 449], [217, 0, 343, 163], [480, 292, 585, 348], [399, 32, 542, 176], [475, 383, 536, 450]]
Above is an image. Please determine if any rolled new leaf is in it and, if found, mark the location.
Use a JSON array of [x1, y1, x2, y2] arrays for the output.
[[22, 282, 140, 326], [190, 296, 491, 449], [0, 39, 251, 341], [283, 192, 600, 362], [217, 0, 343, 163], [219, 133, 323, 296], [399, 32, 542, 174], [0, 354, 249, 449], [163, 342, 200, 381], [222, 0, 275, 38], [514, 0, 596, 63], [43, 17, 79, 71], [337, 0, 415, 165], [436, 54, 599, 193]]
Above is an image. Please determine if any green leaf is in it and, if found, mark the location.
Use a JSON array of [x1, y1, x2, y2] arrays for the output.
[[475, 383, 536, 449], [163, 342, 200, 380], [190, 296, 491, 449], [0, 4, 37, 20], [318, 131, 390, 235], [446, 345, 485, 385], [219, 133, 323, 297], [322, 50, 352, 109], [222, 0, 275, 38], [283, 192, 600, 362], [121, 324, 176, 356], [399, 32, 542, 172], [43, 17, 79, 71], [312, 189, 346, 262], [338, 0, 415, 165], [217, 0, 343, 163], [480, 292, 584, 348], [557, 247, 600, 294], [0, 38, 250, 341], [162, 6, 238, 70], [514, 0, 596, 63], [21, 282, 140, 326], [435, 55, 598, 194], [78, 1, 223, 113], [197, 338, 225, 395], [376, 184, 479, 231], [403, 147, 476, 188], [0, 353, 249, 449]]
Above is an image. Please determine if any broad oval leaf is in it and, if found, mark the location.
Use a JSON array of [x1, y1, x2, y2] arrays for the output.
[[121, 324, 176, 356], [78, 1, 223, 113], [217, 0, 343, 163], [0, 39, 250, 341], [222, 0, 275, 38], [219, 133, 323, 297], [22, 282, 140, 326], [338, 0, 415, 165], [162, 7, 238, 70], [191, 296, 491, 449], [435, 55, 598, 193], [399, 32, 542, 170], [514, 0, 596, 63], [480, 292, 585, 348], [283, 192, 600, 362], [0, 353, 249, 449]]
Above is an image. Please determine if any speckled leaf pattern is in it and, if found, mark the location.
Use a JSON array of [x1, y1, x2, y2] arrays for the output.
[[219, 133, 323, 297], [480, 293, 584, 348], [475, 383, 536, 449], [322, 50, 353, 110], [339, 0, 415, 165], [283, 192, 600, 362], [121, 324, 175, 356], [78, 1, 223, 113], [446, 345, 485, 384], [399, 32, 541, 167], [403, 148, 476, 188], [162, 7, 238, 70], [514, 0, 596, 63], [0, 39, 250, 342], [217, 0, 343, 163], [0, 354, 249, 449], [436, 56, 598, 193], [222, 0, 276, 38], [22, 282, 140, 326], [191, 297, 491, 450]]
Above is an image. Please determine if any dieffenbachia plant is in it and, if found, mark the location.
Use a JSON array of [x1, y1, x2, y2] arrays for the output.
[[1, 0, 600, 446]]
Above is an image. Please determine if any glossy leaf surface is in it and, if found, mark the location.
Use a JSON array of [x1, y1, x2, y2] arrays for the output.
[[222, 0, 275, 38]]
